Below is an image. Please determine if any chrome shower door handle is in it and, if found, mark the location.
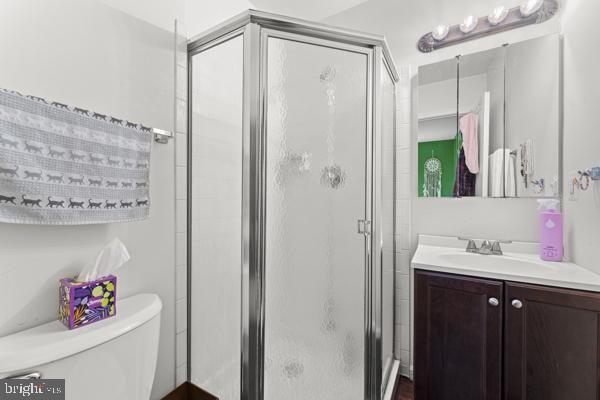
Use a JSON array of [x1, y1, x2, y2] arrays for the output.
[[357, 219, 371, 236]]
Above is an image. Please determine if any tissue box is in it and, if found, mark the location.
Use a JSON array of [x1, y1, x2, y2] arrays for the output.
[[59, 275, 117, 330]]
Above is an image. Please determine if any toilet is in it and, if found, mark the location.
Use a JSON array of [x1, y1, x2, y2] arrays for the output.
[[0, 293, 162, 400]]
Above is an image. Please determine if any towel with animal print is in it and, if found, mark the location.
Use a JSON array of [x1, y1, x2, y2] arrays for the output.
[[0, 88, 152, 225]]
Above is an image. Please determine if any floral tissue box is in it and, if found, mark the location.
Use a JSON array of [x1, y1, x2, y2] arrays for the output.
[[59, 275, 116, 329]]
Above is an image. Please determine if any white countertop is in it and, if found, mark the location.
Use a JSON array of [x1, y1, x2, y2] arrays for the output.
[[411, 235, 600, 292]]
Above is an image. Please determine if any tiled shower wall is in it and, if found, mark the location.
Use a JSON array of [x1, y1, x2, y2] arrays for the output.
[[174, 20, 189, 387], [394, 65, 412, 378]]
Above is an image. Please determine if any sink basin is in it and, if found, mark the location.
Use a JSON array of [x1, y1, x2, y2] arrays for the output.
[[438, 252, 559, 274], [411, 235, 600, 292]]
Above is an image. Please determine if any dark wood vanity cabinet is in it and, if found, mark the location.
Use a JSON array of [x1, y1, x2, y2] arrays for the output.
[[504, 282, 600, 400], [415, 270, 600, 400], [414, 270, 503, 400]]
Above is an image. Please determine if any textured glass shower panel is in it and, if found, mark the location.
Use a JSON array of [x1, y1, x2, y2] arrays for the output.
[[380, 63, 395, 391], [190, 35, 243, 400], [264, 37, 368, 400]]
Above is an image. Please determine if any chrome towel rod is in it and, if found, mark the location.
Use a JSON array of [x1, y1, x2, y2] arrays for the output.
[[153, 128, 174, 144]]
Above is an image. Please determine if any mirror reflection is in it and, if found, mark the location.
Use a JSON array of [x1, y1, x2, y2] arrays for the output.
[[417, 34, 561, 198], [417, 58, 458, 197], [457, 46, 505, 198]]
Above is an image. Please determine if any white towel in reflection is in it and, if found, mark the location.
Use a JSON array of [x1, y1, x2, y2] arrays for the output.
[[489, 149, 516, 197]]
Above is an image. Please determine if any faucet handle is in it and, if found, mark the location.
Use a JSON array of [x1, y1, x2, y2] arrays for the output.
[[491, 241, 503, 255], [466, 240, 478, 253], [458, 237, 479, 253]]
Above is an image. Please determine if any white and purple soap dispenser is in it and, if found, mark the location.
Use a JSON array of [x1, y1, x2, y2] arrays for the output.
[[537, 199, 563, 262]]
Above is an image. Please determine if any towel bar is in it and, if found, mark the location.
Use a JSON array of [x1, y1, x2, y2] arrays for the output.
[[153, 128, 174, 144]]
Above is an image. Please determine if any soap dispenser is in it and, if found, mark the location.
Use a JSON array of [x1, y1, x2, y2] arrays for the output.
[[537, 199, 563, 262]]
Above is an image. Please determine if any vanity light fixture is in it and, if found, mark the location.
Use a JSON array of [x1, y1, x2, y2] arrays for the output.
[[488, 6, 509, 25], [432, 24, 450, 41], [459, 15, 478, 34], [417, 0, 558, 52], [520, 0, 544, 17]]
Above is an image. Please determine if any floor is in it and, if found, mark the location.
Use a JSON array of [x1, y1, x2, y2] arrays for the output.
[[395, 377, 414, 400]]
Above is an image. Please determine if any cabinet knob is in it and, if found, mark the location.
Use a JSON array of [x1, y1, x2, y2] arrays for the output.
[[511, 299, 523, 309], [488, 297, 499, 307]]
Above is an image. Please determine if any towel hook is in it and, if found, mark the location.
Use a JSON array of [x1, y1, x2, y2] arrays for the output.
[[578, 170, 591, 191], [531, 178, 545, 194]]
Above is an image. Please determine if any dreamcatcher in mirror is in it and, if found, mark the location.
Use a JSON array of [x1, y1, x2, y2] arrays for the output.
[[423, 155, 442, 197]]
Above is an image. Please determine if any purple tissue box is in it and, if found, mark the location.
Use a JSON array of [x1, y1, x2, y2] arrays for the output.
[[59, 275, 117, 330]]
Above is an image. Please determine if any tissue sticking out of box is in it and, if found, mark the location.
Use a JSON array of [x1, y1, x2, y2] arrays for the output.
[[76, 238, 130, 282]]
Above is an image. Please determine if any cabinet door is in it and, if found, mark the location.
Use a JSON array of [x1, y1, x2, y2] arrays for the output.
[[505, 282, 600, 400], [415, 270, 503, 400]]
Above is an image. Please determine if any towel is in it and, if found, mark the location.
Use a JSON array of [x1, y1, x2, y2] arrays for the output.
[[459, 113, 479, 174], [489, 149, 516, 197], [453, 147, 476, 197], [0, 88, 151, 225]]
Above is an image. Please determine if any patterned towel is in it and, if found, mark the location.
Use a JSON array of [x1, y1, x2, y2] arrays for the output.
[[0, 88, 152, 225]]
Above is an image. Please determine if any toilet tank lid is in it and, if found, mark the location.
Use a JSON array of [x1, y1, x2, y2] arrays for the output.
[[0, 293, 162, 375]]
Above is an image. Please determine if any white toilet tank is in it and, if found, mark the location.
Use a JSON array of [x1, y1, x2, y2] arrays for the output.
[[0, 293, 162, 400]]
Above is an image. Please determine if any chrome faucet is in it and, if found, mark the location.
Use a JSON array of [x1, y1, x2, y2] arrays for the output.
[[479, 240, 494, 255], [459, 238, 511, 255]]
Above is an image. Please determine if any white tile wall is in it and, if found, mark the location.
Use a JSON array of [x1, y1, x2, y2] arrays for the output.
[[176, 363, 187, 387], [394, 65, 412, 378], [176, 297, 187, 333], [176, 330, 187, 368], [174, 20, 188, 386], [176, 264, 186, 300]]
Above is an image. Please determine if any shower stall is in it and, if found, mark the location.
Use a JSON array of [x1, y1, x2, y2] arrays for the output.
[[187, 10, 398, 400]]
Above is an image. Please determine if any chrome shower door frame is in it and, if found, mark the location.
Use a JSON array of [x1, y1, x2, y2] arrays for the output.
[[253, 27, 377, 400], [187, 11, 398, 400]]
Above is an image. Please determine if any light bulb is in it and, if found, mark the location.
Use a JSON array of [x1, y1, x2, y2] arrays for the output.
[[432, 24, 449, 41], [488, 6, 509, 25], [520, 0, 544, 17], [460, 15, 478, 33]]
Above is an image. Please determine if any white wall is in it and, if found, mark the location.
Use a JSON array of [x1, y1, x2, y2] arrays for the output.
[[562, 0, 600, 271], [324, 0, 562, 377], [185, 0, 255, 37], [0, 1, 176, 398]]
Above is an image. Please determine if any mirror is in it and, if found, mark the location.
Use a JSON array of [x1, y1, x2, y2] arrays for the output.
[[417, 34, 561, 198], [457, 46, 505, 198], [417, 58, 458, 197], [505, 35, 560, 198]]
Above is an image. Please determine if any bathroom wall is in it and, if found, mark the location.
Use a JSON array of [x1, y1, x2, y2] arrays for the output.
[[324, 0, 562, 377], [561, 0, 600, 271], [0, 1, 176, 398]]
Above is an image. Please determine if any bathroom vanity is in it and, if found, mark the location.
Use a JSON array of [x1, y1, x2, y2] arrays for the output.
[[412, 235, 600, 400]]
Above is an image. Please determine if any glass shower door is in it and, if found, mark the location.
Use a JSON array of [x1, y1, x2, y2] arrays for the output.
[[263, 34, 370, 400]]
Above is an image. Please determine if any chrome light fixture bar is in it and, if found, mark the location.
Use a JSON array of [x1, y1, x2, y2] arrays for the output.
[[459, 15, 478, 34], [418, 0, 558, 53]]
